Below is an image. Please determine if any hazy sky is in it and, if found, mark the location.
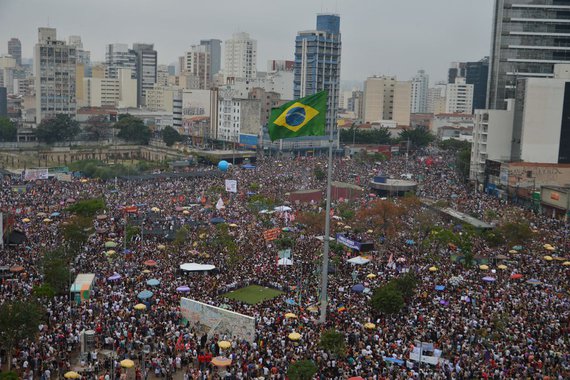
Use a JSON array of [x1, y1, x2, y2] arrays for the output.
[[0, 0, 494, 85]]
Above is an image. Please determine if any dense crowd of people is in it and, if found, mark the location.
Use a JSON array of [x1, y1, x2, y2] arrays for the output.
[[0, 149, 569, 380]]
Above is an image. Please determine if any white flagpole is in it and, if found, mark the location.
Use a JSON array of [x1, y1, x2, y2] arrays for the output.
[[319, 84, 335, 323]]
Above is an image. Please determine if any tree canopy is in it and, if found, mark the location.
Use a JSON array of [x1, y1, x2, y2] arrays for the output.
[[340, 126, 393, 145], [84, 115, 112, 140], [0, 117, 17, 142], [35, 114, 80, 143], [162, 126, 183, 146], [287, 360, 318, 380], [398, 126, 434, 148], [0, 300, 45, 370], [114, 114, 151, 144]]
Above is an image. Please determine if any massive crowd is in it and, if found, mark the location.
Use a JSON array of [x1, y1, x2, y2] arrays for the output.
[[0, 149, 568, 380]]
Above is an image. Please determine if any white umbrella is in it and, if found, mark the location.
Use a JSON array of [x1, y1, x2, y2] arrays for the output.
[[347, 256, 371, 265], [274, 206, 292, 212]]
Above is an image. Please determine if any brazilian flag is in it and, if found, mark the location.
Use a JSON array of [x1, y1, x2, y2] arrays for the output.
[[268, 91, 327, 141]]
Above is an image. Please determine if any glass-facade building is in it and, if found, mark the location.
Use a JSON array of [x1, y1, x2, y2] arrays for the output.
[[293, 14, 341, 139], [487, 0, 570, 109]]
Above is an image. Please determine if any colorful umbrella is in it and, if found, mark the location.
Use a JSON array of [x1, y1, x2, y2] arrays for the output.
[[497, 264, 507, 270], [211, 356, 232, 367], [218, 341, 231, 349], [134, 303, 146, 310], [157, 244, 166, 250], [366, 273, 377, 279], [482, 276, 496, 282], [285, 312, 298, 319], [434, 285, 445, 291], [120, 359, 135, 368], [144, 260, 157, 267], [137, 290, 153, 299], [64, 371, 81, 379], [146, 279, 160, 286], [428, 266, 438, 272], [176, 285, 191, 292], [9, 265, 24, 273], [107, 274, 121, 281], [352, 284, 365, 293], [364, 322, 376, 329], [563, 261, 570, 266], [543, 255, 553, 261], [479, 265, 489, 270], [510, 273, 523, 280], [22, 218, 31, 223], [104, 241, 118, 248], [288, 332, 301, 341]]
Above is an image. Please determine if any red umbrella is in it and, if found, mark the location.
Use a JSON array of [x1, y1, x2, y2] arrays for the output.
[[348, 377, 365, 380], [144, 260, 157, 267], [510, 273, 523, 280]]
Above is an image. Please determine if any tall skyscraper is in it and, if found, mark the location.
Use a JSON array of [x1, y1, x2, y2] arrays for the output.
[[132, 43, 157, 107], [105, 43, 136, 79], [448, 58, 489, 112], [185, 44, 211, 89], [363, 76, 396, 122], [294, 14, 341, 136], [411, 70, 429, 113], [200, 39, 221, 82], [34, 27, 77, 123], [488, 0, 570, 109], [7, 38, 22, 66], [224, 32, 257, 80], [445, 77, 474, 114]]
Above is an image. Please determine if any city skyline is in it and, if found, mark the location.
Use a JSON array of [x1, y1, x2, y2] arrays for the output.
[[0, 0, 493, 83]]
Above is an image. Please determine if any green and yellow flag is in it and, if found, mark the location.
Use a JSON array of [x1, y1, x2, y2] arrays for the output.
[[268, 91, 327, 141]]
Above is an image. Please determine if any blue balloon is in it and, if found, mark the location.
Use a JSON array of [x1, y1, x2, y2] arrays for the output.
[[218, 160, 229, 172]]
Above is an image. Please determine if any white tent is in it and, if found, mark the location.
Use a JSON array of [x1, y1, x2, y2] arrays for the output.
[[180, 263, 216, 272], [274, 206, 292, 212], [277, 258, 293, 266], [347, 256, 371, 265], [259, 209, 275, 214]]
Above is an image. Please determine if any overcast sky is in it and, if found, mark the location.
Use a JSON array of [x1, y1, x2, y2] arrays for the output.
[[0, 0, 494, 85]]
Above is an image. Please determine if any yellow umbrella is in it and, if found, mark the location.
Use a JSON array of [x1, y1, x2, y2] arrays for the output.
[[428, 266, 438, 272], [497, 264, 507, 270], [562, 261, 570, 266], [508, 250, 517, 254], [134, 303, 146, 310], [367, 229, 373, 233], [199, 233, 206, 239], [211, 356, 232, 367], [106, 250, 116, 255], [285, 312, 298, 319], [218, 340, 231, 349], [228, 223, 238, 227], [64, 371, 81, 379], [479, 265, 489, 270], [543, 244, 552, 249], [151, 207, 161, 212], [192, 242, 198, 247], [366, 273, 377, 279], [157, 244, 166, 250], [344, 225, 352, 229], [288, 332, 301, 341], [183, 210, 190, 215], [553, 256, 566, 261], [80, 178, 89, 183], [142, 269, 151, 274], [43, 218, 52, 223], [543, 255, 553, 261], [546, 246, 556, 251], [120, 359, 135, 368], [22, 218, 31, 223], [307, 305, 319, 313], [364, 322, 376, 329]]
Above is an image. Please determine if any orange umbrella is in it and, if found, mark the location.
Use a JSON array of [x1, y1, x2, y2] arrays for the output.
[[211, 356, 232, 367], [144, 260, 157, 267], [10, 265, 24, 273]]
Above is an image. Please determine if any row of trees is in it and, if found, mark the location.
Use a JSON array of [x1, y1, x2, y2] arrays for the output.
[[27, 113, 183, 146], [340, 125, 435, 148]]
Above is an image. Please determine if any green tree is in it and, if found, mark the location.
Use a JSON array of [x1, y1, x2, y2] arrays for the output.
[[287, 360, 318, 380], [497, 221, 532, 246], [0, 371, 19, 380], [174, 225, 190, 246], [162, 126, 183, 146], [43, 249, 71, 294], [115, 115, 151, 144], [61, 216, 92, 251], [314, 166, 325, 181], [371, 283, 405, 314], [439, 139, 471, 151], [84, 114, 111, 140], [0, 117, 17, 142], [0, 301, 45, 370], [32, 284, 56, 298], [456, 147, 472, 181], [35, 114, 81, 143], [398, 126, 434, 148], [67, 198, 106, 217], [391, 273, 419, 302], [319, 329, 346, 357]]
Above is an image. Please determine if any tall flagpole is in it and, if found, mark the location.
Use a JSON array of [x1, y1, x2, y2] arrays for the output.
[[319, 84, 334, 324]]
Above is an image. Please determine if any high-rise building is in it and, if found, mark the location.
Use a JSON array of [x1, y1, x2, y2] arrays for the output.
[[157, 64, 169, 87], [294, 14, 341, 137], [393, 81, 412, 126], [363, 76, 396, 122], [224, 32, 257, 80], [185, 44, 211, 89], [7, 38, 22, 66], [488, 0, 570, 109], [105, 43, 136, 79], [0, 55, 17, 94], [132, 43, 157, 107], [448, 58, 489, 112], [34, 27, 77, 123], [427, 81, 447, 114], [200, 39, 222, 81], [68, 35, 91, 67], [411, 70, 429, 113], [445, 77, 474, 114]]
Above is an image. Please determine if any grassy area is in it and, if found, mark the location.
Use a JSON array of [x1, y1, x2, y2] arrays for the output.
[[222, 285, 284, 305]]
